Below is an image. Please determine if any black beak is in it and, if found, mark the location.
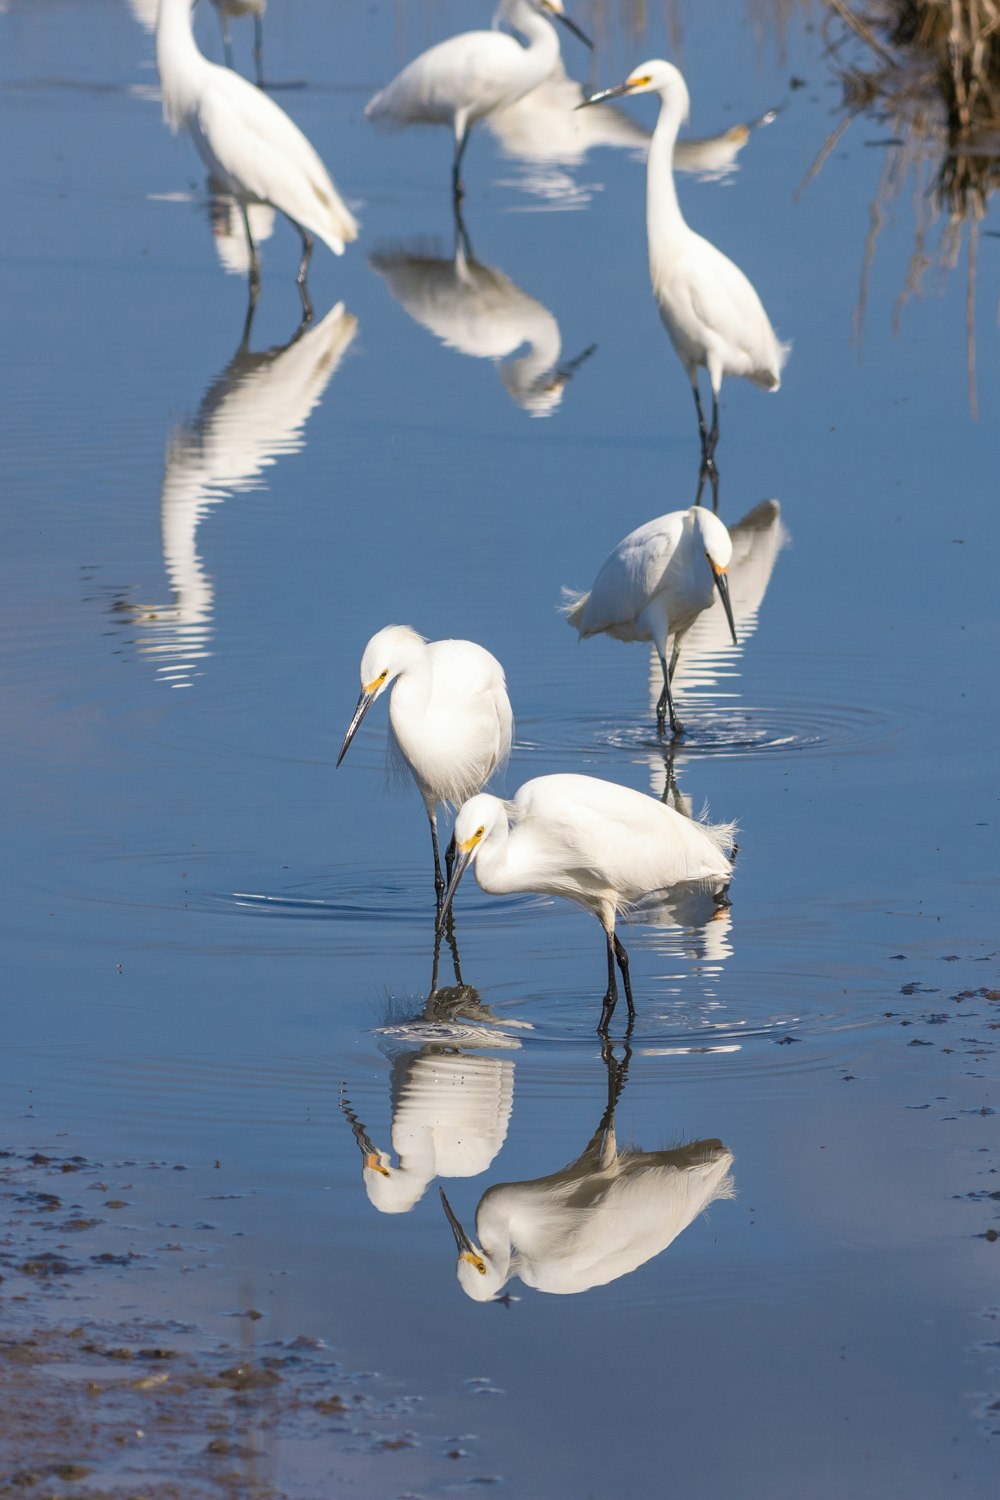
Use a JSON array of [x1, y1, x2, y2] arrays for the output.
[[436, 844, 474, 937], [714, 571, 738, 647], [554, 10, 593, 50], [336, 687, 376, 767], [576, 80, 634, 109], [439, 1187, 477, 1256]]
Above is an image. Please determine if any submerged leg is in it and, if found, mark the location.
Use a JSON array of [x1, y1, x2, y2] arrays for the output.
[[254, 12, 265, 87], [598, 930, 619, 1036], [655, 650, 683, 740]]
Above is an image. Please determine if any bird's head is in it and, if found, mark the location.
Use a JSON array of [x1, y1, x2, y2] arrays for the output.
[[337, 625, 425, 767], [439, 1188, 505, 1301], [529, 0, 593, 51], [577, 59, 689, 119], [435, 794, 506, 936], [691, 509, 738, 647]]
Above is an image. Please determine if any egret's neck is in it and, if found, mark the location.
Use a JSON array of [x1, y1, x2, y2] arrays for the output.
[[500, 306, 561, 398], [156, 0, 209, 130], [473, 815, 514, 894], [387, 642, 433, 725], [507, 1, 561, 76], [646, 89, 688, 277]]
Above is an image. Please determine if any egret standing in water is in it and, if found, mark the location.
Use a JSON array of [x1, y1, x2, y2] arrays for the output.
[[337, 627, 514, 910], [366, 0, 592, 199], [580, 61, 788, 496], [210, 0, 266, 87], [437, 773, 735, 1034], [156, 0, 357, 309], [563, 506, 737, 739]]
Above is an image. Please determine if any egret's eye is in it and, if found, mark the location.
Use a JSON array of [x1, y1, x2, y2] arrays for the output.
[[477, 1261, 486, 1275], [475, 826, 485, 839]]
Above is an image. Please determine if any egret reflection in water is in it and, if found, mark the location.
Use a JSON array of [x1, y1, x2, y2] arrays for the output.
[[369, 208, 595, 416], [340, 936, 527, 1217], [121, 300, 357, 688], [207, 178, 276, 277], [440, 1042, 735, 1300], [645, 497, 788, 735], [487, 55, 778, 207]]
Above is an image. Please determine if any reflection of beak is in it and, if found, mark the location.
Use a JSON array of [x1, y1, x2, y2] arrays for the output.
[[439, 1187, 477, 1257], [577, 79, 634, 109], [436, 844, 474, 937], [713, 569, 738, 647], [553, 10, 593, 50], [341, 1096, 391, 1175], [336, 688, 376, 767]]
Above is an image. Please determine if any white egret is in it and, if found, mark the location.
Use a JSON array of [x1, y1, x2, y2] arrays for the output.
[[210, 0, 266, 87], [369, 212, 594, 416], [440, 1045, 735, 1298], [563, 505, 738, 739], [365, 0, 592, 199], [337, 627, 514, 908], [437, 773, 735, 1034], [580, 61, 788, 490], [123, 300, 356, 689], [156, 0, 357, 308]]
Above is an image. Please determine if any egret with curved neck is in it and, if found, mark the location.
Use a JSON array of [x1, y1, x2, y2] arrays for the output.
[[155, 0, 357, 310], [580, 60, 788, 497], [366, 0, 592, 199]]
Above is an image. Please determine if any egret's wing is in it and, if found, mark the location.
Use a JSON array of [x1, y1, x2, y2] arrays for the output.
[[576, 512, 686, 639], [368, 31, 527, 121], [682, 238, 785, 385]]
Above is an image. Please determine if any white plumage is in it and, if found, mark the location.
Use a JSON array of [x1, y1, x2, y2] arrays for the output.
[[580, 59, 788, 488], [366, 0, 592, 197], [156, 0, 357, 298], [440, 1049, 735, 1299], [438, 773, 735, 1033], [337, 626, 514, 907], [564, 505, 737, 738]]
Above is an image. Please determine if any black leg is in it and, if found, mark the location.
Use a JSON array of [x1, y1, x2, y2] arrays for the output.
[[452, 122, 471, 201], [239, 202, 261, 300], [656, 651, 683, 740], [707, 389, 720, 461], [613, 934, 635, 1024], [598, 930, 618, 1035], [291, 223, 314, 322], [254, 12, 265, 88], [691, 382, 719, 506], [430, 818, 444, 907]]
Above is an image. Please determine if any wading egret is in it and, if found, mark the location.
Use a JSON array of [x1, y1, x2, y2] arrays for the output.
[[365, 0, 592, 199], [440, 1044, 735, 1298], [210, 0, 266, 87], [580, 61, 788, 491], [337, 627, 514, 908], [437, 773, 735, 1034], [156, 0, 357, 308], [563, 505, 737, 739], [369, 209, 594, 416]]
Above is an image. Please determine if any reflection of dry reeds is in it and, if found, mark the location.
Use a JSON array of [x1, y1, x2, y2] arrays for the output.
[[815, 0, 1000, 413]]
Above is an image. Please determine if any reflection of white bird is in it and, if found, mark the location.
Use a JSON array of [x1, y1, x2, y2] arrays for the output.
[[128, 302, 356, 687], [207, 176, 275, 276], [342, 981, 518, 1216], [441, 1045, 735, 1299], [210, 0, 266, 86], [564, 506, 737, 739], [649, 498, 788, 717], [337, 628, 514, 907], [366, 0, 592, 198], [156, 0, 357, 303], [438, 774, 735, 1034], [580, 61, 787, 489], [369, 220, 592, 416], [488, 56, 772, 206]]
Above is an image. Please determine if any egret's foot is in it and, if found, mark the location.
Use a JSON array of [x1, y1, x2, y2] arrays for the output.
[[657, 714, 685, 740], [597, 989, 617, 1036]]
